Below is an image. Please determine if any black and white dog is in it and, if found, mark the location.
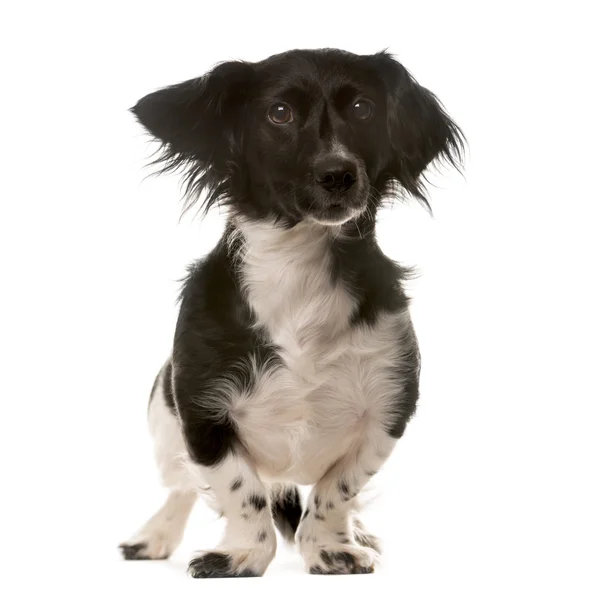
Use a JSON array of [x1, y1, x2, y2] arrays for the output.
[[120, 49, 464, 577]]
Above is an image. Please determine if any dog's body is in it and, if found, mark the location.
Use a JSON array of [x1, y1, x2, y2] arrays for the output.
[[120, 49, 463, 576]]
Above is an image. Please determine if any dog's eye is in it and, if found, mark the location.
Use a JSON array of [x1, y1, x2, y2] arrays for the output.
[[351, 99, 373, 121], [268, 103, 294, 125]]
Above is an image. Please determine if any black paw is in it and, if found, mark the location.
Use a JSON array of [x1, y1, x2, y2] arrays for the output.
[[309, 550, 374, 575], [188, 552, 259, 578], [119, 542, 153, 560]]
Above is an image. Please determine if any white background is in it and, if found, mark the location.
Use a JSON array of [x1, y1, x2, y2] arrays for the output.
[[2, 1, 599, 597]]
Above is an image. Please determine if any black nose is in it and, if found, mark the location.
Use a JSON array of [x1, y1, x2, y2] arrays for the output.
[[314, 158, 357, 192]]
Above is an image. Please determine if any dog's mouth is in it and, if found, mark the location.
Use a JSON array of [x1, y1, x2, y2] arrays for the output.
[[327, 199, 345, 210]]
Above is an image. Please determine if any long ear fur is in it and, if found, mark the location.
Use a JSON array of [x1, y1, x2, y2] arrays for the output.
[[131, 60, 255, 213], [373, 52, 465, 208]]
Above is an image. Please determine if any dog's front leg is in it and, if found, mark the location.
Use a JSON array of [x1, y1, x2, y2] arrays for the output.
[[297, 434, 396, 575], [186, 451, 277, 578]]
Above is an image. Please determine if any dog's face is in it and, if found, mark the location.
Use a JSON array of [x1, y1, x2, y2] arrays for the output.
[[132, 49, 463, 225]]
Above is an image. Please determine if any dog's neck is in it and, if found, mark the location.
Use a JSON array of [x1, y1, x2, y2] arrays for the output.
[[227, 212, 377, 256], [223, 212, 408, 329], [229, 217, 357, 350]]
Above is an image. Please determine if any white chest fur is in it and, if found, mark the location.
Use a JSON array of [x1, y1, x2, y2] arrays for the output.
[[228, 220, 410, 485]]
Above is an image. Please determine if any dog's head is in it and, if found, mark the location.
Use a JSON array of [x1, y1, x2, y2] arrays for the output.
[[132, 49, 464, 226]]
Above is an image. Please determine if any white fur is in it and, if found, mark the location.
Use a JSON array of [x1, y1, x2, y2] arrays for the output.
[[147, 362, 192, 490], [229, 218, 412, 485]]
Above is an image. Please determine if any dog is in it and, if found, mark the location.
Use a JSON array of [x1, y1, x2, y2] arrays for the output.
[[120, 48, 464, 577]]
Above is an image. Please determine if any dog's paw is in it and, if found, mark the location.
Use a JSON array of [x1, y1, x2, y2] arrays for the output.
[[119, 532, 176, 560], [304, 544, 377, 575], [119, 542, 155, 560], [187, 549, 273, 578]]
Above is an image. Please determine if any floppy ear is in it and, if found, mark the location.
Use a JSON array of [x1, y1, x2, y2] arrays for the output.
[[374, 52, 465, 203], [131, 60, 254, 210]]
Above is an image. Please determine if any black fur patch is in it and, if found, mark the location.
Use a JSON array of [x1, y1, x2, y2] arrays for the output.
[[313, 495, 321, 510], [338, 480, 357, 502], [162, 361, 176, 412], [386, 342, 420, 438], [171, 235, 281, 468], [271, 485, 302, 542], [314, 513, 325, 521], [248, 494, 267, 512], [257, 531, 267, 542], [326, 501, 335, 510], [320, 551, 335, 567], [338, 480, 351, 497], [330, 229, 413, 328], [230, 477, 243, 492]]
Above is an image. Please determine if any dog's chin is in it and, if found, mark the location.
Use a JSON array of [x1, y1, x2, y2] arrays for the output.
[[304, 200, 367, 227], [295, 184, 368, 226], [307, 206, 363, 226]]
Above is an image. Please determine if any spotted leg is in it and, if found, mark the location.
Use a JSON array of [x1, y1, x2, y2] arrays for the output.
[[186, 453, 277, 578], [297, 436, 395, 575]]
